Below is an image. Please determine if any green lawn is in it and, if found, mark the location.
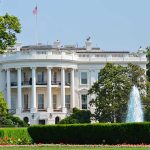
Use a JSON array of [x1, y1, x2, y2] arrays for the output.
[[0, 146, 150, 150]]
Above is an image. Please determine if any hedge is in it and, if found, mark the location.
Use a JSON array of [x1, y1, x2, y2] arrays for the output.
[[28, 123, 150, 144], [0, 128, 32, 145]]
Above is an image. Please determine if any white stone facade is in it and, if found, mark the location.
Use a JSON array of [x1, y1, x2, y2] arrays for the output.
[[0, 41, 147, 125]]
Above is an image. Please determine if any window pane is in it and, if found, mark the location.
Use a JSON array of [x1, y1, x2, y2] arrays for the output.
[[24, 94, 28, 109], [81, 72, 87, 84], [81, 95, 87, 109], [65, 95, 70, 109], [38, 94, 44, 109], [37, 72, 44, 82], [53, 95, 57, 109]]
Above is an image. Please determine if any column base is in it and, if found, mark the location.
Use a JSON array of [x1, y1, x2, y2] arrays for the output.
[[62, 107, 67, 113], [16, 108, 22, 114], [30, 107, 37, 113], [47, 107, 53, 113]]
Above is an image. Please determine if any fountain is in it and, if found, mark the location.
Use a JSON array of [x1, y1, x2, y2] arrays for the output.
[[126, 85, 144, 123]]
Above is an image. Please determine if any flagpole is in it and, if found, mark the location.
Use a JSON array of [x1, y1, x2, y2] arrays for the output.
[[33, 2, 38, 45], [35, 2, 38, 45]]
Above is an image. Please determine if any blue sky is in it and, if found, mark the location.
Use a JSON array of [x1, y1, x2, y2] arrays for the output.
[[1, 0, 150, 51]]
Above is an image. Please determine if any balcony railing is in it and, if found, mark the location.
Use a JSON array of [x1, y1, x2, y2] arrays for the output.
[[11, 82, 17, 86], [51, 81, 61, 85], [53, 108, 62, 112], [65, 82, 71, 86], [38, 109, 47, 112], [11, 81, 71, 86], [36, 81, 47, 85], [22, 81, 31, 85], [22, 109, 30, 112]]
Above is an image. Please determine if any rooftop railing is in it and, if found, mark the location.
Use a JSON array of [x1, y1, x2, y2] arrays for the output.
[[0, 50, 147, 63]]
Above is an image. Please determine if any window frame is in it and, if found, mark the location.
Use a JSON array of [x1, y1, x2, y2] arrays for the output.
[[81, 94, 88, 110], [65, 95, 71, 109], [38, 94, 44, 109], [80, 71, 88, 85]]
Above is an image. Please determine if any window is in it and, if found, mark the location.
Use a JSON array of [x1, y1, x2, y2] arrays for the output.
[[24, 94, 28, 109], [38, 94, 44, 109], [81, 72, 88, 84], [23, 72, 28, 82], [53, 95, 57, 109], [53, 72, 57, 83], [37, 72, 44, 82], [65, 72, 71, 85], [81, 95, 87, 109], [65, 95, 71, 109]]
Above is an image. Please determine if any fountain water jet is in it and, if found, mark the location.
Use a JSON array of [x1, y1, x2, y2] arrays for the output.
[[126, 85, 144, 123]]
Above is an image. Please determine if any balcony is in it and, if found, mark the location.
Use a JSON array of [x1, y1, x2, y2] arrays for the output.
[[51, 81, 61, 85], [53, 108, 62, 112], [22, 109, 30, 112], [65, 82, 71, 86], [11, 82, 17, 86], [36, 81, 47, 85], [38, 109, 47, 112], [22, 81, 31, 86]]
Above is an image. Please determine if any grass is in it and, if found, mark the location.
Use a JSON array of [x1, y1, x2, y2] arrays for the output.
[[0, 145, 150, 150]]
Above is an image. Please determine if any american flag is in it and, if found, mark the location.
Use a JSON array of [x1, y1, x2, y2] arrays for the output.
[[32, 6, 38, 15]]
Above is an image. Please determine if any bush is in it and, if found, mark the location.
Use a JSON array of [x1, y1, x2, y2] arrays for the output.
[[59, 107, 91, 124], [0, 128, 32, 145], [0, 115, 28, 127], [28, 122, 150, 144]]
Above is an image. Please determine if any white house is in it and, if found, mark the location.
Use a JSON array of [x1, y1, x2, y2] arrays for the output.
[[0, 40, 147, 125]]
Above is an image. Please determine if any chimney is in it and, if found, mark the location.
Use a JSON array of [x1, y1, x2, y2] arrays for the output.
[[85, 37, 92, 50], [53, 40, 61, 49]]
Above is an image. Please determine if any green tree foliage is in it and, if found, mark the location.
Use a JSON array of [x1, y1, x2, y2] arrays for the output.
[[59, 107, 91, 124], [0, 92, 27, 127], [0, 92, 8, 117], [88, 63, 145, 123], [0, 13, 21, 53], [128, 63, 146, 95], [146, 47, 150, 81]]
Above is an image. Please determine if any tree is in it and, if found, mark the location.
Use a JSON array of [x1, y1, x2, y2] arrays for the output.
[[0, 92, 8, 117], [128, 63, 146, 95], [0, 92, 27, 127], [59, 108, 91, 124], [88, 63, 145, 123], [0, 13, 21, 53], [146, 47, 150, 81]]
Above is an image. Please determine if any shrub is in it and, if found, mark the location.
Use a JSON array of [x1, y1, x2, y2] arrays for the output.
[[0, 128, 32, 145], [28, 122, 150, 144], [0, 115, 28, 127], [59, 107, 91, 124]]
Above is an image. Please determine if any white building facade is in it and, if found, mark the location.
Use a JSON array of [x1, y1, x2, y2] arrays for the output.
[[0, 41, 147, 125]]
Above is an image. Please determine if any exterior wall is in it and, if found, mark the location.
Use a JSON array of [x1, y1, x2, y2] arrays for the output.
[[0, 47, 147, 125]]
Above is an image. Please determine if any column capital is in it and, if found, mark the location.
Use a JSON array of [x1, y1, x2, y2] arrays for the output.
[[6, 68, 10, 71], [47, 66, 53, 69], [30, 67, 37, 70], [16, 67, 22, 70]]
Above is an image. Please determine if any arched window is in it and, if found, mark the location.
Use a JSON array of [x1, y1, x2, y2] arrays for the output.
[[55, 116, 60, 124], [23, 117, 29, 124]]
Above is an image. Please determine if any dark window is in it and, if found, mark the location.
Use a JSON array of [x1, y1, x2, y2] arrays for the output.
[[81, 72, 87, 84], [81, 95, 87, 109]]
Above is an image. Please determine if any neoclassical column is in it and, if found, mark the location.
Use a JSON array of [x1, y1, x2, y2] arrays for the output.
[[6, 69, 11, 109], [71, 68, 75, 108], [16, 68, 22, 114], [47, 67, 52, 112], [61, 67, 67, 113], [31, 67, 37, 113]]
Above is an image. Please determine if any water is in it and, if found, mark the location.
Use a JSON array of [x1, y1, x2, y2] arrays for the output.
[[126, 85, 144, 123]]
